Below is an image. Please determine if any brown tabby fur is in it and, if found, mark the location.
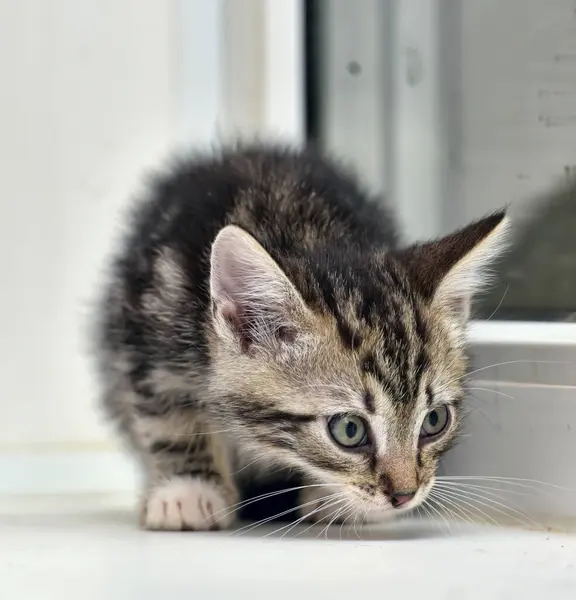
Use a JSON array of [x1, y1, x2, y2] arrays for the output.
[[95, 145, 509, 530]]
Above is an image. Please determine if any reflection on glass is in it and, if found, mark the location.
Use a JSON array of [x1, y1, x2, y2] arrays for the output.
[[309, 0, 576, 322]]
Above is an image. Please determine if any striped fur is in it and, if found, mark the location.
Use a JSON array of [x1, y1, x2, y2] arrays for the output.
[[94, 144, 508, 529]]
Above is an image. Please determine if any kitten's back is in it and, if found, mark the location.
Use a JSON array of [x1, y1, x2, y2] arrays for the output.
[[97, 145, 397, 367], [113, 145, 397, 310], [125, 145, 395, 258]]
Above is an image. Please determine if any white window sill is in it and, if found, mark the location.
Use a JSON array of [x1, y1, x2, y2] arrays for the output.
[[1, 495, 575, 598], [468, 321, 576, 346]]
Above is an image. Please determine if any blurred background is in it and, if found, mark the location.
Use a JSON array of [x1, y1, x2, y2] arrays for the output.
[[0, 0, 574, 519]]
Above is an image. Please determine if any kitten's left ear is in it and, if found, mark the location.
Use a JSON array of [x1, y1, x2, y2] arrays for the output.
[[209, 225, 308, 352], [399, 211, 510, 322]]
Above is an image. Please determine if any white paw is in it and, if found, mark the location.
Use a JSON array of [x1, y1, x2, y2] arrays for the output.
[[142, 477, 234, 531], [298, 485, 356, 524]]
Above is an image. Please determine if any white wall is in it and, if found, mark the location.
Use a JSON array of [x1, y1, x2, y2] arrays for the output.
[[0, 0, 222, 449], [449, 0, 576, 230], [0, 0, 303, 493]]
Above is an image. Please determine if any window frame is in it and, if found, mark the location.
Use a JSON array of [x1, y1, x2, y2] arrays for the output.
[[308, 0, 576, 353]]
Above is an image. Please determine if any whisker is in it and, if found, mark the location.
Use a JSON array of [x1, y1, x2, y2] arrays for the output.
[[441, 486, 540, 527], [213, 483, 347, 523], [434, 480, 531, 498], [431, 488, 483, 522], [430, 492, 473, 527], [319, 504, 350, 540], [233, 492, 347, 536], [427, 495, 466, 530], [467, 387, 516, 401], [294, 507, 338, 538], [432, 489, 502, 527], [267, 496, 348, 539], [429, 489, 482, 526], [338, 505, 356, 541], [418, 500, 433, 520], [171, 428, 241, 438], [229, 453, 269, 476], [275, 502, 339, 539], [352, 509, 364, 541], [434, 483, 535, 526], [423, 498, 452, 535], [419, 500, 435, 524], [464, 399, 499, 429], [348, 509, 363, 541], [434, 486, 540, 529], [467, 359, 570, 378], [295, 500, 349, 539], [436, 475, 570, 492], [304, 383, 355, 394], [484, 283, 509, 321]]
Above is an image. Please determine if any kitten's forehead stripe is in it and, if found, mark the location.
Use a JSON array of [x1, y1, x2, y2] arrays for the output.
[[417, 450, 424, 469], [414, 349, 429, 392], [426, 385, 434, 407], [363, 391, 376, 413], [308, 453, 354, 474], [150, 439, 206, 455], [369, 451, 378, 472], [362, 355, 386, 384], [313, 268, 358, 350]]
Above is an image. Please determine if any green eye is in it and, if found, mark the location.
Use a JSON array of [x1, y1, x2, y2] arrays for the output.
[[328, 414, 369, 449], [420, 405, 450, 440]]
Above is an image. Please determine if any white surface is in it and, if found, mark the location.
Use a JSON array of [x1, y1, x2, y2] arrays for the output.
[[0, 0, 221, 446], [441, 380, 576, 521], [320, 0, 390, 194], [263, 0, 304, 139], [455, 0, 576, 229], [1, 498, 575, 599], [391, 0, 444, 241], [0, 450, 137, 495], [0, 0, 302, 451], [221, 0, 304, 140], [173, 0, 223, 147], [468, 321, 576, 346]]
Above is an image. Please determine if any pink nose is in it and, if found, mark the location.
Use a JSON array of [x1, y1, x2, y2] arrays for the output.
[[391, 492, 415, 508]]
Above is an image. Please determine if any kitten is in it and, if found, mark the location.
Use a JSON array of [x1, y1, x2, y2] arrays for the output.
[[95, 145, 509, 530]]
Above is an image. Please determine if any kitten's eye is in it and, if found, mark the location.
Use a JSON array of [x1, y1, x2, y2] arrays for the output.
[[420, 405, 450, 440], [328, 414, 369, 449]]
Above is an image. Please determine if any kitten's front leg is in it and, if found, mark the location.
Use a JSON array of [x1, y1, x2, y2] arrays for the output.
[[135, 409, 238, 531]]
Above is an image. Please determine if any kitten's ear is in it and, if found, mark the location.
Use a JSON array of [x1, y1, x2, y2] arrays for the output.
[[399, 211, 510, 322], [209, 225, 307, 352]]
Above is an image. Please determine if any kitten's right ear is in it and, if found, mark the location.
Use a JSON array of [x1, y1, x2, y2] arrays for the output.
[[398, 211, 510, 323], [209, 225, 307, 352]]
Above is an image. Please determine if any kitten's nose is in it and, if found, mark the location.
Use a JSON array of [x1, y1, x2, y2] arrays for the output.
[[391, 492, 416, 508]]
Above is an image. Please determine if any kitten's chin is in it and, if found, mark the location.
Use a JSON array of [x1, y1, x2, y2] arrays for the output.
[[359, 502, 420, 523]]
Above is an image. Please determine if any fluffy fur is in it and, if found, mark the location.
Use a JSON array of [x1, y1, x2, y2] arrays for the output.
[[94, 145, 509, 530]]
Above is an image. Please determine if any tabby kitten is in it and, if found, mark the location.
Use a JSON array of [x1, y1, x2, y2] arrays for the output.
[[95, 145, 508, 530]]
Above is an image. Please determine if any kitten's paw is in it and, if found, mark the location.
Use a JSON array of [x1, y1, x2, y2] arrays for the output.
[[142, 477, 234, 531], [298, 485, 355, 524]]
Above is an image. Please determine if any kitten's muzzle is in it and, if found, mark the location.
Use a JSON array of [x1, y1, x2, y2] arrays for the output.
[[380, 465, 419, 509]]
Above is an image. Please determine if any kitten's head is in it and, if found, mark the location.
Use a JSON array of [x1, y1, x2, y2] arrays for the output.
[[207, 214, 509, 517]]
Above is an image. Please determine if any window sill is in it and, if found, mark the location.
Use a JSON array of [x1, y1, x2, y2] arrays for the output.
[[469, 321, 576, 347], [2, 498, 575, 597]]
